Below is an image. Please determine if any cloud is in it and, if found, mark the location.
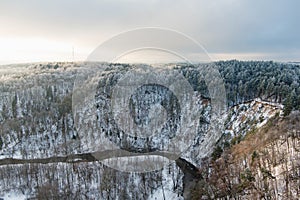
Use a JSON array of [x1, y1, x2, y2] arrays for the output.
[[0, 0, 299, 64]]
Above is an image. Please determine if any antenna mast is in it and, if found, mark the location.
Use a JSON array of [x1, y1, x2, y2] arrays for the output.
[[72, 46, 75, 62]]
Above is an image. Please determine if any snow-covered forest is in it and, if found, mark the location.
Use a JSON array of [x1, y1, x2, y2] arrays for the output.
[[0, 61, 299, 199]]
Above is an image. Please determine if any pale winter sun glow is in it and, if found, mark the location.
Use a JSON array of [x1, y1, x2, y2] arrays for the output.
[[0, 37, 88, 65]]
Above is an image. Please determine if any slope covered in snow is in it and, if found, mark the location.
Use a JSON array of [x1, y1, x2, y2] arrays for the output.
[[0, 61, 298, 199]]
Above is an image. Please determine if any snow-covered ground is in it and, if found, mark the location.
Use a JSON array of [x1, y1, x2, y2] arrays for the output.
[[0, 191, 27, 200], [148, 165, 184, 200]]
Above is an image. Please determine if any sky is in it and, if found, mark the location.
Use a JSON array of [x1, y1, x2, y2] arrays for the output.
[[0, 0, 299, 64]]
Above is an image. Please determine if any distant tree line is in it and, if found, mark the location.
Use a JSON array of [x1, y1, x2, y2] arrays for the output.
[[177, 60, 299, 115], [190, 60, 300, 116], [215, 60, 300, 115]]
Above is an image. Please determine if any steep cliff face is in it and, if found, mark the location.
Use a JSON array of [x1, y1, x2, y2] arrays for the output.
[[189, 112, 300, 200], [220, 98, 283, 149], [175, 99, 285, 200], [0, 62, 298, 199]]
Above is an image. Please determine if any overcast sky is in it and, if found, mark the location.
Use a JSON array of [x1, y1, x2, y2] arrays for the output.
[[0, 0, 299, 64]]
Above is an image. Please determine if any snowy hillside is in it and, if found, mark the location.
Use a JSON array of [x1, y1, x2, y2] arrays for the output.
[[0, 61, 298, 199]]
